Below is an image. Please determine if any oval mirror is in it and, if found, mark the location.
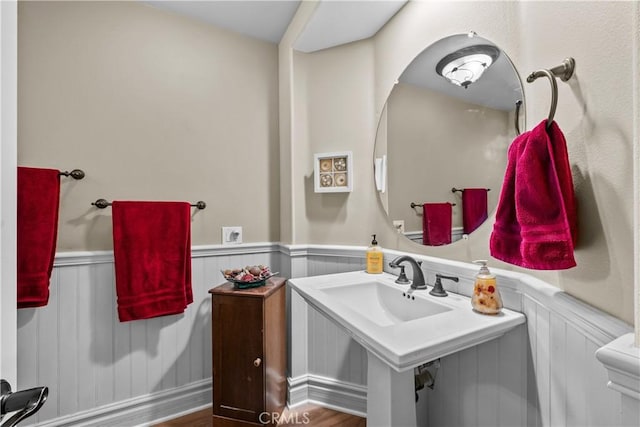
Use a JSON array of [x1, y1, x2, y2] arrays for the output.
[[374, 33, 524, 246]]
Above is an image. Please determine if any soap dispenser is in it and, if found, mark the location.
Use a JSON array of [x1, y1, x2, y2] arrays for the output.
[[366, 234, 383, 274], [471, 260, 503, 315]]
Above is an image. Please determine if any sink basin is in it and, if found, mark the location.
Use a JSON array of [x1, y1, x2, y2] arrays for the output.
[[321, 281, 451, 326]]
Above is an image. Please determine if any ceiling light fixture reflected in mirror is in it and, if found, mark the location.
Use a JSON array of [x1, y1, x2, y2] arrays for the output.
[[436, 45, 500, 89]]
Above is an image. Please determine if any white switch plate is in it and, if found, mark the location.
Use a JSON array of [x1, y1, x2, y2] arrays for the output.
[[392, 220, 405, 234], [222, 226, 242, 245]]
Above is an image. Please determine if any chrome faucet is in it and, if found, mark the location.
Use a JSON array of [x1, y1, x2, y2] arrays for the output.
[[389, 256, 427, 290]]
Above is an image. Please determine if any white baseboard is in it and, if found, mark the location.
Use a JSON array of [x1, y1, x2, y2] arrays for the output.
[[33, 379, 212, 427], [288, 374, 367, 418]]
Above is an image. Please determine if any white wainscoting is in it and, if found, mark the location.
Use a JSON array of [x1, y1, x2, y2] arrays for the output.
[[16, 243, 636, 426], [17, 243, 280, 426], [404, 227, 464, 245], [596, 333, 640, 426]]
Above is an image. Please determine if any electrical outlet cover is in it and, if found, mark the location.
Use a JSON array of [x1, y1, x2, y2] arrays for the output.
[[222, 226, 242, 245]]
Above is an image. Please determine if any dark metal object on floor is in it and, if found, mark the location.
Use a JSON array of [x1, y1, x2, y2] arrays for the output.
[[0, 380, 48, 427]]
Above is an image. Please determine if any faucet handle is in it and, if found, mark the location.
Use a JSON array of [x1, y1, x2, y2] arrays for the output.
[[429, 274, 459, 297], [395, 266, 411, 285]]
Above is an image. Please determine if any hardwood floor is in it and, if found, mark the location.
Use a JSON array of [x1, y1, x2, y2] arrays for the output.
[[152, 403, 366, 426]]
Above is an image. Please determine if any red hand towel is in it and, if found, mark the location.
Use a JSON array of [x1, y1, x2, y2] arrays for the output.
[[490, 120, 577, 269], [547, 121, 578, 246], [112, 201, 193, 322], [462, 188, 488, 234], [490, 132, 527, 266], [422, 203, 452, 246], [17, 167, 60, 308]]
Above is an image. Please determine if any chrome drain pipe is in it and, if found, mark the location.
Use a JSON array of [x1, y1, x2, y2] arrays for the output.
[[414, 359, 440, 402]]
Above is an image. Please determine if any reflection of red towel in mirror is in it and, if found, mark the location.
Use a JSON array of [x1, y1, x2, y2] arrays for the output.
[[17, 167, 60, 308], [490, 120, 577, 269], [462, 188, 488, 234], [422, 203, 452, 246], [112, 201, 193, 321]]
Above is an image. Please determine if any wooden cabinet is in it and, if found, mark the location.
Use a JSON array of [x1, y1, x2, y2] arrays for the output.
[[209, 277, 287, 426]]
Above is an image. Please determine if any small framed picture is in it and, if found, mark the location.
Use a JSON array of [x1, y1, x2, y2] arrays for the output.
[[314, 151, 353, 193]]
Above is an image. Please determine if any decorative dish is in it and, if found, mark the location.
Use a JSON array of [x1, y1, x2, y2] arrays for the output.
[[221, 265, 276, 289]]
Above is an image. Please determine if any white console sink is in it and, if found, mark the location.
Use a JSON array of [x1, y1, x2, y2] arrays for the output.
[[289, 270, 525, 427]]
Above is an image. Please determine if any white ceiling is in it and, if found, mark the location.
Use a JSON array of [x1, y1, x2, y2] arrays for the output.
[[145, 0, 407, 52], [145, 1, 301, 44], [293, 1, 407, 53], [144, 1, 519, 110]]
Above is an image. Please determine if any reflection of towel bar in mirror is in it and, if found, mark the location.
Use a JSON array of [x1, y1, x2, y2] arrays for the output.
[[451, 187, 491, 193], [91, 199, 207, 210], [59, 169, 85, 180], [410, 202, 456, 209], [526, 57, 575, 131]]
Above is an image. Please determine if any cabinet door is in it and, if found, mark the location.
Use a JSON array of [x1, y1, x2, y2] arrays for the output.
[[213, 294, 264, 423]]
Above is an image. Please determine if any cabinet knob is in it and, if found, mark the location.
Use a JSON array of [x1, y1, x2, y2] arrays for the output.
[[253, 358, 262, 367]]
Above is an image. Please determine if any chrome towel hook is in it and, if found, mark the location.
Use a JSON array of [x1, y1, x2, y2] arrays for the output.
[[514, 100, 523, 135], [526, 57, 575, 129]]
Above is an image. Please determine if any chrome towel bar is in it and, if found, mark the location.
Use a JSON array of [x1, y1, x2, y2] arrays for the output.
[[91, 199, 206, 210], [410, 202, 456, 208], [451, 187, 490, 194]]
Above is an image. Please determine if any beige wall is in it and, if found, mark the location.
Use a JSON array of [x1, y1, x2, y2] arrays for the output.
[[17, 1, 638, 324], [385, 82, 508, 233], [18, 1, 280, 251], [290, 41, 380, 246], [286, 1, 637, 325]]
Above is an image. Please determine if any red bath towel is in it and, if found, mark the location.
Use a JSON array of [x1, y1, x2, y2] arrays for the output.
[[112, 201, 193, 322], [17, 167, 61, 308], [462, 188, 488, 234], [490, 120, 577, 269], [422, 203, 452, 246]]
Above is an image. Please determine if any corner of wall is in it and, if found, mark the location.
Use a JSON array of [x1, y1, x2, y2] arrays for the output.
[[0, 0, 18, 386], [633, 0, 640, 345], [278, 1, 319, 245]]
